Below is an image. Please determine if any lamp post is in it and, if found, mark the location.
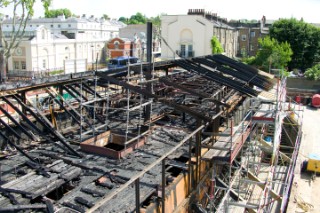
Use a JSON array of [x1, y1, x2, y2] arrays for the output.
[[91, 45, 94, 70]]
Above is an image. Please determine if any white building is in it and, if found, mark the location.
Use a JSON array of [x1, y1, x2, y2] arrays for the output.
[[2, 15, 125, 76], [161, 9, 238, 60]]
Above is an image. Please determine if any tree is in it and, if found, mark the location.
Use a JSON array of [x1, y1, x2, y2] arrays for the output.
[[269, 18, 320, 71], [102, 14, 110, 20], [118, 16, 127, 23], [305, 64, 320, 80], [210, 36, 224, 54], [0, 0, 51, 81], [253, 36, 293, 72], [128, 12, 147, 24], [45, 8, 72, 18]]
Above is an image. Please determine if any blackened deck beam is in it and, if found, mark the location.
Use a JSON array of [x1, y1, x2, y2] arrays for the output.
[[159, 77, 229, 107], [12, 94, 82, 158], [97, 73, 213, 122], [44, 88, 84, 128], [174, 59, 257, 96], [0, 104, 36, 141], [62, 85, 82, 103], [65, 85, 88, 102], [75, 82, 103, 98], [1, 96, 42, 134]]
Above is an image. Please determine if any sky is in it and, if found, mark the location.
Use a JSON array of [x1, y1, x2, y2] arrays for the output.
[[2, 0, 320, 23]]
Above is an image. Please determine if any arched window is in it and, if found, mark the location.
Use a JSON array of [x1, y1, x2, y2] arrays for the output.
[[41, 29, 46, 39], [114, 41, 119, 49], [180, 29, 194, 58]]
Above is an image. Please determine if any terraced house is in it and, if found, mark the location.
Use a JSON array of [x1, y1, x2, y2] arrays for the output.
[[161, 9, 238, 59]]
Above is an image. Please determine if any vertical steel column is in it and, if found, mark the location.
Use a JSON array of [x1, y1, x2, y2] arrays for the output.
[[162, 159, 166, 213], [59, 85, 64, 110], [135, 178, 140, 213], [145, 22, 152, 122], [21, 91, 26, 114], [188, 138, 192, 194], [195, 120, 202, 185]]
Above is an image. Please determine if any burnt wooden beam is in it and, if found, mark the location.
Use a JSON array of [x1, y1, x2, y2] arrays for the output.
[[65, 85, 88, 102], [1, 96, 43, 133], [97, 74, 213, 122], [61, 85, 82, 103], [0, 204, 47, 212], [75, 82, 103, 98], [44, 88, 84, 128], [12, 94, 82, 158], [0, 131, 50, 177], [0, 104, 36, 141], [11, 94, 80, 156], [0, 117, 22, 140], [159, 77, 230, 107]]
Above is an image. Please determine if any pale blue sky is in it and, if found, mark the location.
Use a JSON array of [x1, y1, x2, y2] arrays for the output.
[[2, 0, 320, 23]]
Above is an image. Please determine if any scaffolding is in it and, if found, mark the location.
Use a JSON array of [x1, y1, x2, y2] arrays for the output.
[[199, 77, 303, 213]]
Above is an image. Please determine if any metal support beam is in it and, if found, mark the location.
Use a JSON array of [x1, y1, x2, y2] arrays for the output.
[[135, 178, 140, 213], [162, 158, 166, 213]]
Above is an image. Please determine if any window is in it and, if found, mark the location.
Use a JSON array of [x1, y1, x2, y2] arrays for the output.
[[187, 45, 193, 57], [58, 24, 61, 28], [250, 31, 255, 38], [41, 29, 45, 39], [241, 48, 246, 56], [50, 24, 53, 28], [241, 34, 247, 41], [30, 25, 32, 27], [42, 59, 46, 69], [21, 61, 26, 70], [250, 44, 254, 51], [68, 24, 71, 27], [114, 41, 119, 49], [180, 44, 194, 58], [14, 61, 20, 70], [180, 44, 186, 57]]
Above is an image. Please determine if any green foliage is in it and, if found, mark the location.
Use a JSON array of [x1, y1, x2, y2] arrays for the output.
[[241, 56, 256, 65], [45, 8, 72, 18], [149, 15, 161, 27], [254, 36, 293, 71], [270, 18, 320, 71], [210, 36, 224, 54], [0, 0, 51, 80], [118, 17, 127, 23], [102, 14, 109, 20], [304, 64, 320, 80], [118, 13, 165, 27], [128, 12, 147, 24]]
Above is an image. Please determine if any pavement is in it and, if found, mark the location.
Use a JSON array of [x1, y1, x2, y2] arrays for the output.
[[287, 105, 320, 213]]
